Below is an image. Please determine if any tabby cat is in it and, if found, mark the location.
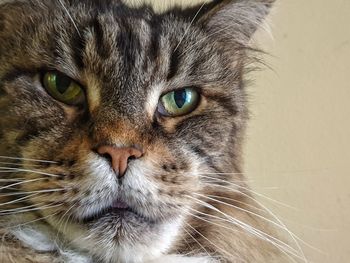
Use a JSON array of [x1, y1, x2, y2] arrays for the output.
[[0, 0, 302, 262]]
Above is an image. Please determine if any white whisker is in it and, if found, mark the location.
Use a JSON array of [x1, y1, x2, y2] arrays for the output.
[[184, 221, 241, 262], [206, 194, 264, 212], [0, 203, 43, 213], [57, 0, 81, 37], [182, 225, 211, 258], [185, 207, 243, 233], [245, 194, 308, 263], [186, 195, 303, 262], [0, 193, 39, 207], [0, 203, 62, 216], [6, 211, 60, 229], [174, 3, 205, 52], [198, 172, 245, 176], [54, 202, 77, 241], [0, 178, 26, 182], [202, 177, 307, 262], [0, 155, 57, 164], [0, 167, 60, 178], [0, 178, 49, 191], [181, 210, 246, 260], [186, 207, 299, 263], [200, 175, 297, 209], [194, 193, 286, 230], [0, 161, 39, 167], [0, 188, 66, 197]]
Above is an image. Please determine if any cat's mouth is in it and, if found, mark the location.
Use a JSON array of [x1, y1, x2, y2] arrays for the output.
[[80, 198, 149, 224]]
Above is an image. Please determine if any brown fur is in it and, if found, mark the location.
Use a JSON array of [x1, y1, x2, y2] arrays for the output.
[[0, 0, 298, 262]]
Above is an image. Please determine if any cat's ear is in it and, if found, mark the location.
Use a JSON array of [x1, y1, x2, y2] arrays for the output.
[[192, 0, 274, 44]]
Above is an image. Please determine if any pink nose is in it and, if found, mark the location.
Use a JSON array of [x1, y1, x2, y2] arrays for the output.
[[97, 145, 143, 178]]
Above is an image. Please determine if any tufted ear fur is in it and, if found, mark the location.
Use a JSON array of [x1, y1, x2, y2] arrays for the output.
[[194, 0, 275, 44], [201, 0, 274, 42]]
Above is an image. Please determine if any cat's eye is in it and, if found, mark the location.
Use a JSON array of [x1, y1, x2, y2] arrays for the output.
[[158, 88, 200, 117], [43, 72, 85, 106]]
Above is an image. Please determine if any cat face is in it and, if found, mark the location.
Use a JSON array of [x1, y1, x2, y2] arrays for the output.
[[0, 0, 273, 262]]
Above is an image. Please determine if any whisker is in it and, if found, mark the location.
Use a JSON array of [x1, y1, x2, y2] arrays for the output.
[[206, 194, 265, 212], [200, 180, 307, 262], [54, 202, 77, 241], [185, 207, 242, 233], [0, 193, 39, 207], [0, 167, 61, 178], [194, 193, 292, 234], [0, 203, 63, 216], [186, 195, 303, 262], [244, 194, 308, 263], [198, 172, 245, 176], [0, 188, 67, 197], [0, 155, 57, 164], [174, 3, 205, 52], [182, 210, 244, 261], [182, 225, 211, 258], [0, 203, 43, 213], [0, 161, 40, 168], [200, 175, 296, 209], [6, 211, 61, 229], [202, 177, 307, 262], [177, 231, 194, 257], [0, 178, 49, 191], [57, 0, 81, 37], [184, 221, 239, 262], [0, 178, 26, 182], [179, 25, 230, 58], [185, 207, 300, 263]]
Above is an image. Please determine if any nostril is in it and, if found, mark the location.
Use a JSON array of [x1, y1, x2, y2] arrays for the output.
[[101, 153, 112, 164], [127, 155, 137, 164]]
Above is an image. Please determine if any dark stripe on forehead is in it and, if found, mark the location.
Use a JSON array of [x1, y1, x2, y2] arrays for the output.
[[148, 16, 161, 61], [0, 14, 5, 32], [0, 83, 5, 96], [70, 29, 86, 70], [92, 17, 112, 59], [167, 47, 181, 80], [116, 19, 142, 74]]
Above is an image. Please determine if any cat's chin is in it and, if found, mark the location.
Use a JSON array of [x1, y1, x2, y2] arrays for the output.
[[12, 212, 183, 263], [49, 209, 183, 263]]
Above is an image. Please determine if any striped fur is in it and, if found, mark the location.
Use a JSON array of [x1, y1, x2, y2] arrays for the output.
[[0, 1, 297, 263]]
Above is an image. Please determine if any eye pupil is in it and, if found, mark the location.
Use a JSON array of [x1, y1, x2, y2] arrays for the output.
[[56, 74, 72, 94], [174, 90, 187, 108]]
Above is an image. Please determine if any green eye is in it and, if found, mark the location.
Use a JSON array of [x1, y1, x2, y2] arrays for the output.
[[43, 72, 85, 106], [159, 88, 200, 117]]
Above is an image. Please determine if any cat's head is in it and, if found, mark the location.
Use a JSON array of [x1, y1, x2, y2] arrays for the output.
[[0, 0, 273, 261]]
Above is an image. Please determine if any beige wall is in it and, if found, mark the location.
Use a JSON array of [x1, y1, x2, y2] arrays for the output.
[[245, 1, 350, 262]]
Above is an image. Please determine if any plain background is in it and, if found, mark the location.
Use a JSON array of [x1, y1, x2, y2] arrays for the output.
[[245, 0, 350, 262]]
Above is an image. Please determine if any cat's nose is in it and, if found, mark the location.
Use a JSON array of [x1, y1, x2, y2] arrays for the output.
[[97, 145, 143, 178]]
